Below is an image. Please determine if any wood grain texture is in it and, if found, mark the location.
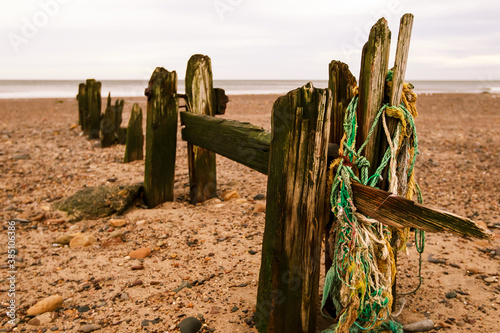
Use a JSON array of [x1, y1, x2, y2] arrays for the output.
[[256, 82, 332, 333], [144, 67, 178, 208], [185, 54, 217, 204], [180, 112, 270, 174]]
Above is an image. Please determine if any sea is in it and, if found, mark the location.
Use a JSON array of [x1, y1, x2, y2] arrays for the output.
[[0, 79, 499, 99]]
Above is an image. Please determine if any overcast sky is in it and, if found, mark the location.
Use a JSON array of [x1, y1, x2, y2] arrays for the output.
[[1, 0, 499, 81]]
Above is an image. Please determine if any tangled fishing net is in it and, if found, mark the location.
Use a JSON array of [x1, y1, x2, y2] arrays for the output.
[[321, 72, 425, 333]]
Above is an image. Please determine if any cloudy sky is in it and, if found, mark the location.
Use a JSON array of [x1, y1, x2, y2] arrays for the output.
[[1, 0, 499, 81]]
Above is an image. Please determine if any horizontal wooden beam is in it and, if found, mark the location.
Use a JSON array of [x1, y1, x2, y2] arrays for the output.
[[180, 111, 271, 174], [180, 112, 491, 240]]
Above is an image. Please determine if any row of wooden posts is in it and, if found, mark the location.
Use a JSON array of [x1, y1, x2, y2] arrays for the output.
[[76, 14, 490, 333]]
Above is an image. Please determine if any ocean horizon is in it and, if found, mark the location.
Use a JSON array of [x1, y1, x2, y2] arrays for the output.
[[0, 79, 499, 99]]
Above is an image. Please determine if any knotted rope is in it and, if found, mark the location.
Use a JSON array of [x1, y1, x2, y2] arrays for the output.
[[322, 72, 425, 333]]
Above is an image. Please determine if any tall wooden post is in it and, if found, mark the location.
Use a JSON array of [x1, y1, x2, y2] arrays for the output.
[[356, 18, 391, 176], [77, 83, 87, 132], [86, 79, 102, 139], [124, 103, 144, 163], [323, 61, 357, 317], [185, 54, 217, 204], [256, 83, 332, 333], [144, 67, 178, 208]]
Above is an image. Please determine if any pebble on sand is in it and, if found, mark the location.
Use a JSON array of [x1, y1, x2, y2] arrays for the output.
[[253, 202, 266, 213], [109, 219, 127, 227], [69, 234, 97, 248], [27, 295, 64, 316], [129, 247, 151, 259], [54, 233, 80, 245], [223, 190, 239, 201], [178, 316, 202, 333], [80, 324, 101, 332], [27, 312, 56, 326]]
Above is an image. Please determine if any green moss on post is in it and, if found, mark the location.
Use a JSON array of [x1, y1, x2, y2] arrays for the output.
[[144, 67, 178, 208], [124, 103, 144, 163], [86, 79, 102, 139], [256, 82, 332, 333], [185, 54, 217, 204]]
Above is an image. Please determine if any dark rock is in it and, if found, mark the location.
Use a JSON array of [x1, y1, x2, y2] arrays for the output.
[[427, 254, 446, 264], [178, 317, 202, 333], [253, 194, 266, 200], [77, 305, 90, 313], [445, 291, 457, 299], [248, 250, 257, 255], [173, 281, 192, 293], [230, 306, 239, 313]]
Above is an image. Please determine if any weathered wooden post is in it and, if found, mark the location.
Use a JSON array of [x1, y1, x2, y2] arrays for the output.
[[213, 88, 229, 115], [185, 54, 217, 204], [124, 103, 144, 163], [77, 83, 87, 132], [256, 82, 332, 333], [143, 67, 178, 208], [101, 93, 116, 148], [323, 60, 357, 317], [356, 18, 391, 174], [86, 79, 102, 139]]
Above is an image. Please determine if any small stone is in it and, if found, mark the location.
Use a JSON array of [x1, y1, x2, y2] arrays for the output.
[[231, 306, 239, 313], [173, 281, 192, 293], [120, 292, 130, 300], [129, 247, 151, 259], [150, 281, 162, 286], [253, 194, 266, 200], [109, 219, 127, 227], [141, 319, 150, 327], [253, 202, 266, 213], [80, 324, 101, 332], [70, 234, 97, 248], [12, 153, 30, 160], [178, 316, 202, 333], [248, 250, 257, 255], [136, 220, 146, 226], [77, 305, 90, 313], [109, 230, 125, 239], [235, 198, 247, 204], [102, 237, 124, 247], [445, 291, 457, 299], [427, 254, 446, 264], [130, 280, 143, 287], [483, 276, 496, 283], [223, 190, 239, 201], [131, 264, 144, 270], [54, 233, 79, 245], [209, 306, 221, 314], [27, 312, 56, 326], [27, 295, 64, 316], [456, 320, 466, 327]]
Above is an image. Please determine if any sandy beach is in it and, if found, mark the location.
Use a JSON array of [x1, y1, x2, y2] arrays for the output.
[[0, 92, 499, 332]]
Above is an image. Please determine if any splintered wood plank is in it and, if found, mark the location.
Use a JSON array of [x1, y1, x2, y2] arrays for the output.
[[256, 82, 332, 333], [351, 182, 493, 240], [185, 54, 217, 204]]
